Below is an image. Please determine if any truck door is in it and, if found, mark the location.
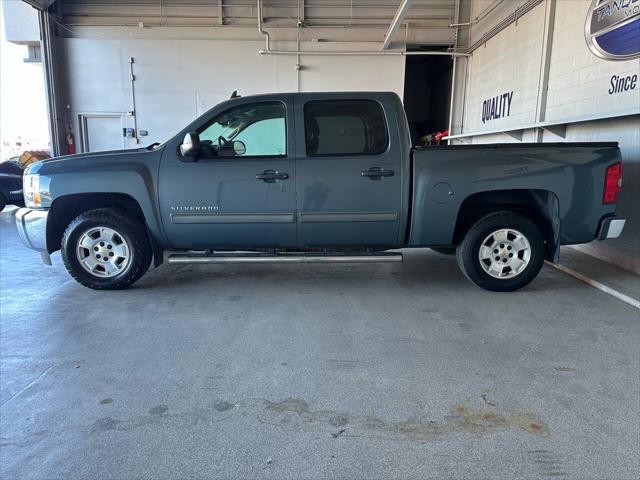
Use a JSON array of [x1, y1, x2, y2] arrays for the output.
[[158, 98, 297, 249], [294, 96, 403, 247]]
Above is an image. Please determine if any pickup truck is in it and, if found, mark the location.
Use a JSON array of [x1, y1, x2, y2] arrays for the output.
[[15, 91, 625, 292]]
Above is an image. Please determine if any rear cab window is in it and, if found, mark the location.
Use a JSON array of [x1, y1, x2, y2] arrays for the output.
[[303, 100, 389, 157]]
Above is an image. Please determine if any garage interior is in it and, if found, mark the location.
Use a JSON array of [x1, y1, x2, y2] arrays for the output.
[[1, 1, 639, 479], [403, 52, 453, 145]]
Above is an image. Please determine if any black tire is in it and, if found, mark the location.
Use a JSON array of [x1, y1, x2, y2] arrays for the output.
[[431, 247, 456, 255], [0, 194, 6, 212], [456, 211, 545, 292], [61, 208, 152, 290]]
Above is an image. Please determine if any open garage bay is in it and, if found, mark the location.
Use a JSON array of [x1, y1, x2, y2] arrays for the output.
[[1, 209, 638, 478]]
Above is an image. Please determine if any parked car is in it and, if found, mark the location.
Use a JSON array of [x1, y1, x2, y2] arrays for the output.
[[0, 159, 25, 211], [15, 92, 625, 291]]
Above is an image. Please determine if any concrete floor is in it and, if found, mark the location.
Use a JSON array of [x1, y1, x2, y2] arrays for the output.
[[1, 207, 639, 480]]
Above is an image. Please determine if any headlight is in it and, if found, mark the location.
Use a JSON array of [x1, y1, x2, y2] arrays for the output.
[[24, 173, 41, 208]]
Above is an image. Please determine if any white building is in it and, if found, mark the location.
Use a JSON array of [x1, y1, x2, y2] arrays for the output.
[[0, 0, 48, 158]]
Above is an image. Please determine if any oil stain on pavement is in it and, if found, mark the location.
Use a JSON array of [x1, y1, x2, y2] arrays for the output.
[[5, 394, 549, 449], [256, 397, 548, 442]]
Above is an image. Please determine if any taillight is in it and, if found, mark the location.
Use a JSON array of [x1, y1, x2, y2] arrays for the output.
[[603, 162, 622, 205]]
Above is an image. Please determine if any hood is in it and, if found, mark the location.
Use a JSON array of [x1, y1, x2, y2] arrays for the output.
[[26, 147, 158, 175], [43, 148, 134, 163]]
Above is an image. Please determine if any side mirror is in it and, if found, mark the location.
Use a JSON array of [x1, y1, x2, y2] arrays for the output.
[[233, 140, 246, 156], [180, 132, 200, 158]]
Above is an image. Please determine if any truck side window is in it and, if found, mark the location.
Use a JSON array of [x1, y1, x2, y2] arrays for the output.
[[304, 100, 388, 156], [199, 102, 286, 157]]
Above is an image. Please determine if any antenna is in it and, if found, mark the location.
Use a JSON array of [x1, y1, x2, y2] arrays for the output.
[[230, 91, 240, 98]]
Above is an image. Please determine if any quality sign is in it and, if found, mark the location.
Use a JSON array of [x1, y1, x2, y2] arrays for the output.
[[585, 0, 640, 60], [481, 91, 513, 124]]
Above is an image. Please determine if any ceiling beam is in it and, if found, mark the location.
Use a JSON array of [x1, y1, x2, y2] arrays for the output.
[[381, 0, 412, 50], [21, 0, 56, 9]]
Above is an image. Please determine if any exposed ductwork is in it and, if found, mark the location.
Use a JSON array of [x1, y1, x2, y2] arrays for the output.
[[256, 0, 271, 53], [256, 0, 469, 58]]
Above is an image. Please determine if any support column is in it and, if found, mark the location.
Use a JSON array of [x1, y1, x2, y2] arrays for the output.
[[534, 0, 557, 142], [448, 0, 471, 139], [38, 8, 64, 156]]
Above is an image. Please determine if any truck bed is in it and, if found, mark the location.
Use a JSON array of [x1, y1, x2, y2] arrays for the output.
[[408, 142, 620, 248]]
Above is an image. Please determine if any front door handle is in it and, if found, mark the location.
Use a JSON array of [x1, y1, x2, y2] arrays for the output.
[[256, 170, 289, 183], [361, 167, 395, 180]]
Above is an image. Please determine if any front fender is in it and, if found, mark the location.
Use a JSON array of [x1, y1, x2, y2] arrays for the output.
[[32, 149, 167, 247]]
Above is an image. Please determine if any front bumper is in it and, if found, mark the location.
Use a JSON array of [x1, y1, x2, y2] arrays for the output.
[[597, 216, 626, 240], [15, 207, 52, 265]]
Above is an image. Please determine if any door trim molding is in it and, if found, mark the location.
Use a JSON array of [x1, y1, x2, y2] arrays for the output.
[[170, 213, 295, 224], [299, 212, 398, 223]]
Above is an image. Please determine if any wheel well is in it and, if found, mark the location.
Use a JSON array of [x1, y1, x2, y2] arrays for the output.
[[47, 193, 146, 254], [453, 189, 559, 261]]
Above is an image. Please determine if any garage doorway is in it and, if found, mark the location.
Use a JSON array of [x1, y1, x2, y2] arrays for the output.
[[403, 51, 453, 146], [78, 114, 124, 153]]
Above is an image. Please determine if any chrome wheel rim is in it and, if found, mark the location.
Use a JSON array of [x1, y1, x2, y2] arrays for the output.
[[76, 227, 130, 278], [478, 228, 531, 279]]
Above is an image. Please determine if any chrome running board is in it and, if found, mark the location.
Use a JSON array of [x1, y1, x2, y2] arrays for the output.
[[167, 252, 402, 264]]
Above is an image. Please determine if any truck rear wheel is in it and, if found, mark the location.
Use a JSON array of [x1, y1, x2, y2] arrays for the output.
[[456, 212, 544, 292], [61, 208, 152, 290]]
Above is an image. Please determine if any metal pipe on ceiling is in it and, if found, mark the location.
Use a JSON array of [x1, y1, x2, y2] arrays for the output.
[[474, 0, 505, 24], [468, 0, 543, 52], [60, 21, 452, 31], [255, 0, 465, 57], [381, 0, 412, 50], [257, 0, 270, 52], [258, 49, 470, 57], [60, 1, 454, 10]]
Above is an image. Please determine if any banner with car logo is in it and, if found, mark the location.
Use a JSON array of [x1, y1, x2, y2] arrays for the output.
[[585, 0, 640, 61]]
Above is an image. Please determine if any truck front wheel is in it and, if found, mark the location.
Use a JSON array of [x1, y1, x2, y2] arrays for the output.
[[456, 212, 545, 292], [61, 208, 152, 290]]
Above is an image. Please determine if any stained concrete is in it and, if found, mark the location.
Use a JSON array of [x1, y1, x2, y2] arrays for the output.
[[1, 207, 639, 479]]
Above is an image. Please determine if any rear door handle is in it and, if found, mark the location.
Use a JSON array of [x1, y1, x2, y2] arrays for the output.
[[256, 170, 289, 183], [361, 167, 394, 180]]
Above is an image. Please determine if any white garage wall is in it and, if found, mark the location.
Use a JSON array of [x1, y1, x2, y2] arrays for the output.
[[61, 34, 405, 148], [557, 117, 640, 272], [462, 2, 546, 133], [296, 42, 405, 95]]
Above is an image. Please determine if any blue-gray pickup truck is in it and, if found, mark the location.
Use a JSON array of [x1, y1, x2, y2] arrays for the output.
[[15, 92, 625, 291]]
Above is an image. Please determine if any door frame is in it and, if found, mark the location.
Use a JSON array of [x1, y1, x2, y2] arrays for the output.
[[77, 113, 126, 153]]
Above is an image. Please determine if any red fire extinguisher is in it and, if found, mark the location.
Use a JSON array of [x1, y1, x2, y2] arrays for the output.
[[66, 131, 76, 155]]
